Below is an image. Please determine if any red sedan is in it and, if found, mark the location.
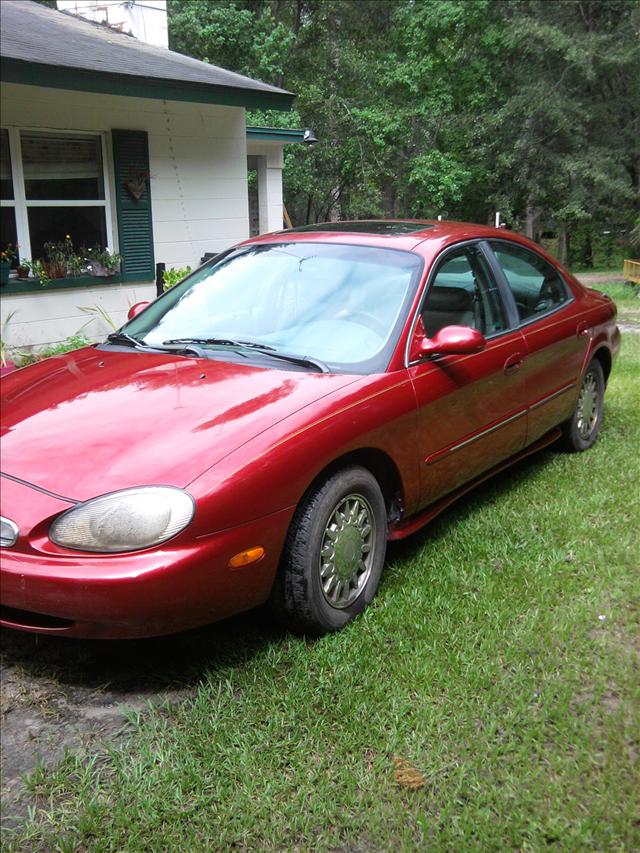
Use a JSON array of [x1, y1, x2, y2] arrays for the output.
[[0, 221, 620, 638]]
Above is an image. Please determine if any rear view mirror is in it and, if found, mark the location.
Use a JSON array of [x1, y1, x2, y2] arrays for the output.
[[127, 301, 150, 321], [418, 325, 486, 357]]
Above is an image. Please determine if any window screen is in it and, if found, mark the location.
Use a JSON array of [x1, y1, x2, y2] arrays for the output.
[[21, 133, 105, 201]]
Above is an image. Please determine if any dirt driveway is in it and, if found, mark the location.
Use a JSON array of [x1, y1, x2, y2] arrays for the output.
[[0, 610, 279, 829]]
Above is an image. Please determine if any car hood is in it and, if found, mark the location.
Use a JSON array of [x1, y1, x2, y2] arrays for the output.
[[0, 347, 361, 501]]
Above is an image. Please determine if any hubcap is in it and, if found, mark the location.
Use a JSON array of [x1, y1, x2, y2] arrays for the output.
[[319, 493, 375, 610], [576, 370, 599, 439]]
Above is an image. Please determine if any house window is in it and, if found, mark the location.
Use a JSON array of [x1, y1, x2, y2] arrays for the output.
[[0, 129, 18, 262], [0, 127, 114, 268]]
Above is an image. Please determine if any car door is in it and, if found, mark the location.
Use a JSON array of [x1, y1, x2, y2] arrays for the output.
[[408, 242, 528, 508], [486, 240, 590, 444]]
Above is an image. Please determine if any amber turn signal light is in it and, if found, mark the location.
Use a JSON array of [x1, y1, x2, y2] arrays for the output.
[[228, 546, 265, 569]]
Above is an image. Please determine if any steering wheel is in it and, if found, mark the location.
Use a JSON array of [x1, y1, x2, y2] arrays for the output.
[[337, 310, 387, 337]]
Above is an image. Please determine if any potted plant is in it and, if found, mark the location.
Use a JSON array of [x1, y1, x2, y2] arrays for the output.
[[86, 247, 123, 277], [29, 260, 49, 287], [0, 244, 19, 285], [43, 235, 84, 279], [16, 260, 31, 280]]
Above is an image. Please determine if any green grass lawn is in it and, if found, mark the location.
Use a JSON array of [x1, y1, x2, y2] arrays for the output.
[[5, 285, 639, 852]]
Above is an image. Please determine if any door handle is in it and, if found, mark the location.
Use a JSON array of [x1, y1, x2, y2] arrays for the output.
[[503, 353, 523, 376]]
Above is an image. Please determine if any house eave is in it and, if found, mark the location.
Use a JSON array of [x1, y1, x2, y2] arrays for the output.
[[246, 126, 306, 143], [0, 58, 295, 111]]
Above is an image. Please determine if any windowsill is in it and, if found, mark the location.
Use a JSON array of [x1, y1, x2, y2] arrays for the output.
[[1, 273, 150, 294]]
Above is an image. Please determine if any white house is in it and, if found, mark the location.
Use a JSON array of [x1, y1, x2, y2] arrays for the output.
[[0, 0, 304, 351]]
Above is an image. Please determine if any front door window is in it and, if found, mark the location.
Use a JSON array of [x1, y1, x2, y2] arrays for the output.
[[421, 246, 507, 339]]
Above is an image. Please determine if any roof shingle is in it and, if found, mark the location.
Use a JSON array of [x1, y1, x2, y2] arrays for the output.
[[0, 0, 294, 109]]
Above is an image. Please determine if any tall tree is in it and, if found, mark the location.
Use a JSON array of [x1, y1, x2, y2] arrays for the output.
[[166, 0, 640, 262]]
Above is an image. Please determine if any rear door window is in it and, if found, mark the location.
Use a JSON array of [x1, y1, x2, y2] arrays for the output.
[[490, 242, 569, 323]]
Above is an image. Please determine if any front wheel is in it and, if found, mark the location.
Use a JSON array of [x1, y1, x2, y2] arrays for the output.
[[269, 466, 387, 636], [560, 358, 605, 452]]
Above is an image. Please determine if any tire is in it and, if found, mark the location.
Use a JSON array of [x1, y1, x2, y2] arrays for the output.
[[560, 358, 605, 452], [269, 466, 387, 636]]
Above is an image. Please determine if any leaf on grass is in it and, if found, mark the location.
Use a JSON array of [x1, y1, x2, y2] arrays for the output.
[[392, 756, 426, 789]]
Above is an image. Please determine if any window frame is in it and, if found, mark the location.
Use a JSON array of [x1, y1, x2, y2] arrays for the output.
[[405, 239, 515, 367], [0, 125, 116, 267], [483, 238, 574, 329]]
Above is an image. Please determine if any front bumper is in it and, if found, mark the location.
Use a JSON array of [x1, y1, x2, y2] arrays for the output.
[[0, 476, 293, 639]]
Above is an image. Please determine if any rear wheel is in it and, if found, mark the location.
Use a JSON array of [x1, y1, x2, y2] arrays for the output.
[[560, 358, 605, 452], [270, 466, 387, 636]]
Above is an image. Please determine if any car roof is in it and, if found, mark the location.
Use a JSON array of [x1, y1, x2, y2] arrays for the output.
[[285, 220, 435, 236], [242, 219, 551, 260]]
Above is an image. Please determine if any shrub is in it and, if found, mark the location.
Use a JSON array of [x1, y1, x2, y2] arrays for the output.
[[163, 266, 192, 291]]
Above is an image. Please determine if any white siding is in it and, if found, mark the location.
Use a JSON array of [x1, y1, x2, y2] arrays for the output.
[[1, 83, 251, 350], [2, 283, 157, 351], [246, 141, 285, 234]]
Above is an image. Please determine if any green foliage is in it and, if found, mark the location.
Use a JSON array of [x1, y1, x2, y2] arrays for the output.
[[17, 335, 91, 366], [28, 259, 49, 286], [0, 310, 17, 367], [167, 0, 639, 267], [85, 247, 123, 274], [5, 326, 640, 848], [163, 266, 192, 291], [77, 304, 118, 332]]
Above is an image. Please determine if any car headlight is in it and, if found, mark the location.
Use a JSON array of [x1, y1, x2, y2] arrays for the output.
[[49, 486, 195, 553]]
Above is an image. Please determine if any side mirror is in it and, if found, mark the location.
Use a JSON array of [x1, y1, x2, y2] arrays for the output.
[[418, 325, 486, 358], [127, 301, 150, 321]]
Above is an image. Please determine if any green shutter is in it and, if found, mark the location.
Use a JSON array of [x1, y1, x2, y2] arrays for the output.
[[111, 129, 155, 282]]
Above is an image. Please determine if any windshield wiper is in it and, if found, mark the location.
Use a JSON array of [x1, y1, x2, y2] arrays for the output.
[[163, 337, 273, 350], [245, 346, 330, 373], [163, 338, 329, 372], [107, 333, 208, 359], [106, 331, 146, 348]]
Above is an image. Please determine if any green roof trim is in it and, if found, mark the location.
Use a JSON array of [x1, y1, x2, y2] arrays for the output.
[[1, 59, 295, 111], [246, 126, 306, 142]]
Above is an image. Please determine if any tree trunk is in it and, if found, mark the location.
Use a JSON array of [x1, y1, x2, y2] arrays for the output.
[[557, 222, 571, 266], [524, 201, 537, 240], [382, 177, 395, 218], [584, 227, 594, 269]]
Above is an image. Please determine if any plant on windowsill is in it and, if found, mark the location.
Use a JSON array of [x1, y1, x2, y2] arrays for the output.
[[0, 244, 19, 286], [43, 236, 77, 279], [27, 260, 50, 287], [85, 247, 123, 278], [16, 261, 31, 280], [9, 259, 48, 286]]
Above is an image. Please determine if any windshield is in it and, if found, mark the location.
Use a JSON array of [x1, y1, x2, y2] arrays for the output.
[[122, 242, 422, 373]]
